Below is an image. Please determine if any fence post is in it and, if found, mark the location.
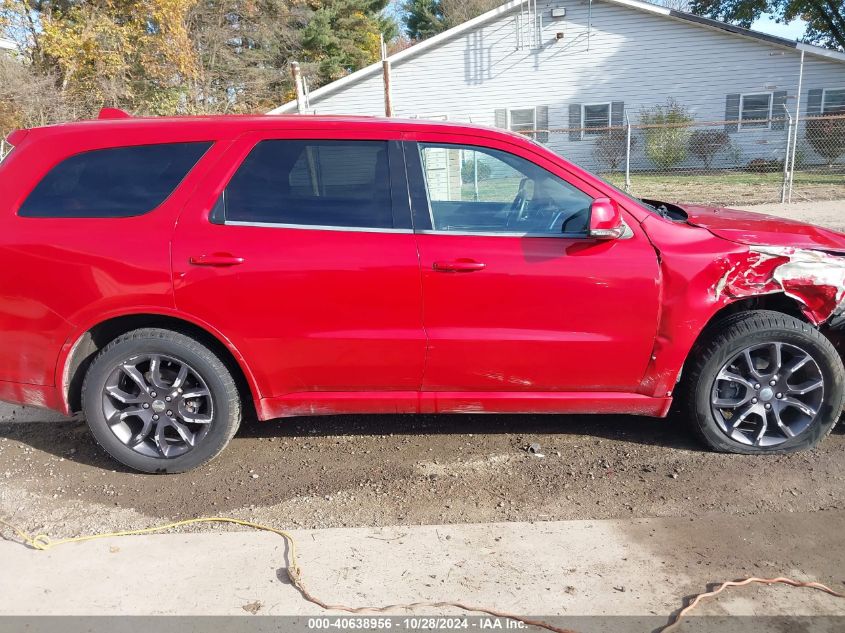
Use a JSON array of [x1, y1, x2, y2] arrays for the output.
[[624, 110, 632, 193], [290, 61, 306, 114], [787, 49, 805, 203], [780, 105, 793, 203]]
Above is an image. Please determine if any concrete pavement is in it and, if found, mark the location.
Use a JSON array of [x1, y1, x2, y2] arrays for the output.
[[1, 512, 844, 619]]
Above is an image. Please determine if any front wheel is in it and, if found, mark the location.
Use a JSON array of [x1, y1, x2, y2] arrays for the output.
[[82, 328, 242, 473], [684, 311, 844, 454]]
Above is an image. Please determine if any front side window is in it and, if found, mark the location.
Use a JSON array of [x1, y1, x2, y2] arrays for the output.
[[583, 104, 611, 136], [19, 142, 211, 218], [418, 143, 593, 236], [225, 140, 393, 228], [740, 93, 772, 128], [822, 88, 845, 114]]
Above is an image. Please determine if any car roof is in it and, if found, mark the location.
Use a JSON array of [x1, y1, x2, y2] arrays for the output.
[[20, 113, 527, 143]]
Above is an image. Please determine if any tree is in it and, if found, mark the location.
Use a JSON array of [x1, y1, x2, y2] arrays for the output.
[[301, 0, 397, 84], [688, 129, 730, 168], [593, 129, 635, 172], [805, 116, 845, 164], [640, 98, 694, 170], [402, 0, 499, 40], [403, 0, 445, 39], [689, 0, 845, 51], [185, 0, 309, 114]]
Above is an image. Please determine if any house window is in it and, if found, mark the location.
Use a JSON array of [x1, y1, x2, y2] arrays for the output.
[[822, 88, 845, 114], [582, 103, 611, 136], [508, 108, 536, 134], [739, 93, 772, 129]]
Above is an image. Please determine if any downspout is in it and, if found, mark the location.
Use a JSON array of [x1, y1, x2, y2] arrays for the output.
[[625, 109, 632, 193], [587, 0, 592, 51]]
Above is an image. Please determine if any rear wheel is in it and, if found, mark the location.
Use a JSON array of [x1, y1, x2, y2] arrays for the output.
[[684, 311, 844, 454], [82, 328, 241, 473]]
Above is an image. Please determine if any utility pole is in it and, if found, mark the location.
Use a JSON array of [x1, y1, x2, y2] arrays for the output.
[[381, 35, 393, 117]]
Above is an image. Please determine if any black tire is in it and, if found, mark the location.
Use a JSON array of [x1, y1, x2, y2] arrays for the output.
[[683, 310, 844, 454], [82, 328, 241, 473]]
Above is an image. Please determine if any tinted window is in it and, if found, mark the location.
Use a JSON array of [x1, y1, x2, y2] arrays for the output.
[[224, 140, 393, 228], [419, 143, 592, 235], [19, 142, 211, 218]]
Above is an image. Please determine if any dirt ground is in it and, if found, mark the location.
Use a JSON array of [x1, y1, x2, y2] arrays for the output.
[[1, 200, 844, 543]]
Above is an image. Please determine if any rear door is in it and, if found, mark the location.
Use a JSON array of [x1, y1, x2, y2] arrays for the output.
[[405, 134, 661, 393], [172, 130, 426, 401]]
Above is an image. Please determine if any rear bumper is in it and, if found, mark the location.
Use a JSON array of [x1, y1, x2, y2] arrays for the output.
[[0, 380, 65, 413]]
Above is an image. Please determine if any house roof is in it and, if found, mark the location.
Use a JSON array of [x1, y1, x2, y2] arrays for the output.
[[269, 0, 845, 114], [0, 37, 16, 51]]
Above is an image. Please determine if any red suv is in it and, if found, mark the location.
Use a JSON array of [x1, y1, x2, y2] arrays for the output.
[[1, 112, 843, 473]]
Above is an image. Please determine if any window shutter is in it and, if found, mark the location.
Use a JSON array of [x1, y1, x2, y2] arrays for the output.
[[724, 94, 740, 133], [806, 89, 823, 116], [610, 101, 624, 128], [771, 91, 788, 130], [536, 105, 549, 143], [494, 109, 508, 128], [569, 104, 582, 141]]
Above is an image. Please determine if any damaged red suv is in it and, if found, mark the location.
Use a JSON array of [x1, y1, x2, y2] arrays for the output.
[[1, 112, 843, 473]]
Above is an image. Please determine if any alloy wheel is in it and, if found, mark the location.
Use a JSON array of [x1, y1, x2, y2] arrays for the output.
[[710, 342, 824, 447], [101, 354, 214, 458]]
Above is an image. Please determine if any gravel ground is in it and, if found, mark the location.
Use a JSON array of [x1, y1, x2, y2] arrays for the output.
[[1, 200, 844, 541]]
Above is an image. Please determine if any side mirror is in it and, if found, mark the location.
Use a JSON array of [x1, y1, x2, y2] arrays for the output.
[[588, 197, 625, 240]]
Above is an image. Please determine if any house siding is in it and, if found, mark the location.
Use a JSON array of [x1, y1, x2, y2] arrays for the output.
[[282, 0, 845, 172]]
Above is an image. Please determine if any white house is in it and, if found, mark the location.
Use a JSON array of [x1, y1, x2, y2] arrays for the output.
[[0, 38, 15, 52], [270, 0, 845, 172]]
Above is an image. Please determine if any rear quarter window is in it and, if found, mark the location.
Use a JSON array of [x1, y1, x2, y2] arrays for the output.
[[18, 142, 212, 218]]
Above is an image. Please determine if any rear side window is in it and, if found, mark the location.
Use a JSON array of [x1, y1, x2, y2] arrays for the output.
[[224, 140, 393, 228], [19, 142, 211, 218]]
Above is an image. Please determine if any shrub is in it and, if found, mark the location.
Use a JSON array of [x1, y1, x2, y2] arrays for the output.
[[461, 157, 492, 183], [688, 129, 730, 169], [593, 129, 636, 172], [639, 98, 694, 170], [804, 116, 845, 165], [745, 158, 783, 173]]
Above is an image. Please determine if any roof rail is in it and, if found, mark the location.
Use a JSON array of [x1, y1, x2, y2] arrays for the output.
[[98, 108, 132, 120]]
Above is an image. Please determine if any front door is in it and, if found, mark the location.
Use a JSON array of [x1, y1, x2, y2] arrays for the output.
[[172, 133, 426, 403], [406, 136, 661, 393]]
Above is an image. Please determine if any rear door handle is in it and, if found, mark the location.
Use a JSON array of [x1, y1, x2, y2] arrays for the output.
[[189, 254, 245, 267], [433, 259, 486, 273]]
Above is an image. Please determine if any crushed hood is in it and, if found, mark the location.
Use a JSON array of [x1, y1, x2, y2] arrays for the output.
[[682, 205, 845, 253]]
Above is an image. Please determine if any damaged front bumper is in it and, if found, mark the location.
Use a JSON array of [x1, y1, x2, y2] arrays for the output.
[[715, 246, 845, 327]]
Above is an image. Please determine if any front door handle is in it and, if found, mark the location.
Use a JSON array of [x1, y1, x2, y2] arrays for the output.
[[433, 259, 486, 273], [189, 253, 245, 267]]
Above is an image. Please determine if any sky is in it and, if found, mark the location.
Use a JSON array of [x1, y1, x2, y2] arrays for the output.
[[750, 14, 807, 41]]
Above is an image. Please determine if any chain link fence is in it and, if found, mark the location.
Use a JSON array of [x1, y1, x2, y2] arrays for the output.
[[521, 112, 845, 207]]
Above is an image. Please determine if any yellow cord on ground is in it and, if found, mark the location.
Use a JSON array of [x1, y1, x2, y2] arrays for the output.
[[2, 515, 844, 633]]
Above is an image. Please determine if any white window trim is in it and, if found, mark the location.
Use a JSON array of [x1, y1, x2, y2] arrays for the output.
[[581, 102, 611, 139], [821, 87, 845, 114], [738, 92, 773, 130], [507, 107, 537, 131]]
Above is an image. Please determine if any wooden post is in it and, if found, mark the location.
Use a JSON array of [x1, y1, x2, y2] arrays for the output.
[[290, 61, 306, 114], [381, 36, 393, 117]]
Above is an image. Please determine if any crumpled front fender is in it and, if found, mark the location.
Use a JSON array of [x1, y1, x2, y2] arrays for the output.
[[637, 217, 845, 401], [715, 246, 845, 326]]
